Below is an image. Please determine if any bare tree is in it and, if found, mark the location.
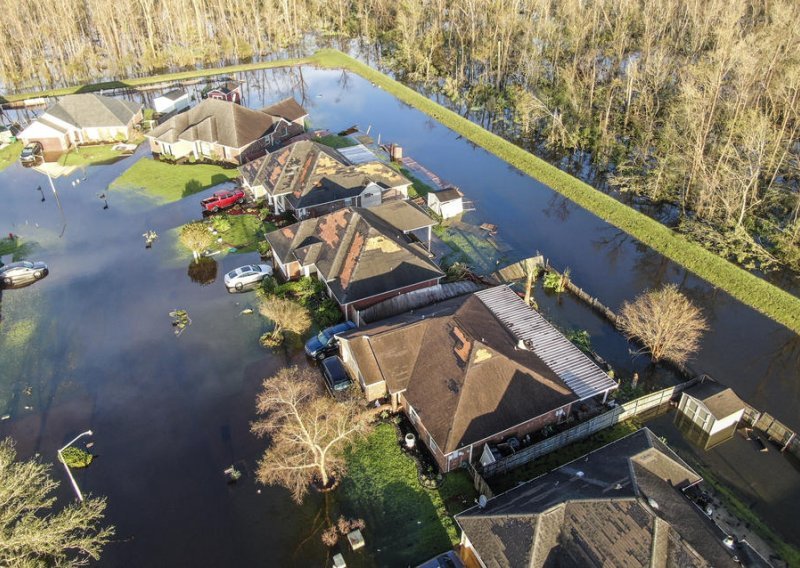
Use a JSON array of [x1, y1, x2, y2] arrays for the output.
[[179, 222, 214, 260], [251, 367, 372, 503], [0, 438, 114, 566], [258, 296, 311, 346], [617, 284, 708, 366]]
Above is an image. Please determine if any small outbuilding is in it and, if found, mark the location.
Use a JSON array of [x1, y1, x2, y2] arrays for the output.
[[153, 89, 190, 115], [427, 187, 463, 219], [677, 379, 746, 444]]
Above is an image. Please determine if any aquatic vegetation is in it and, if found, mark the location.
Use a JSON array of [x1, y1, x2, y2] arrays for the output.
[[59, 446, 94, 468]]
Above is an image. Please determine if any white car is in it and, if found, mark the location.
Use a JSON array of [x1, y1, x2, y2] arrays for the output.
[[1, 260, 49, 288], [224, 263, 273, 290]]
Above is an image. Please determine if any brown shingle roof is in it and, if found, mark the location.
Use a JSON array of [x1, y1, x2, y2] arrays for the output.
[[148, 98, 275, 149], [456, 429, 738, 568], [265, 207, 443, 306], [261, 97, 308, 122], [339, 291, 579, 452]]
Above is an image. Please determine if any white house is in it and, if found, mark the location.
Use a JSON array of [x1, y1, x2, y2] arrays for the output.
[[18, 94, 142, 158], [678, 379, 745, 442], [153, 89, 190, 115], [427, 187, 464, 219]]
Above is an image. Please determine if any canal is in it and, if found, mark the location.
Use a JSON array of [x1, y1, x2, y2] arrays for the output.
[[0, 63, 798, 564]]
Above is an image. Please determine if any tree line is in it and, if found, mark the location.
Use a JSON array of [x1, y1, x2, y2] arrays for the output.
[[2, 0, 798, 277]]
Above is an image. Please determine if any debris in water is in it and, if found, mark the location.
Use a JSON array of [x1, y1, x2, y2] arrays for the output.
[[86, 442, 95, 449], [240, 308, 253, 315], [169, 309, 192, 336], [23, 405, 33, 410], [143, 230, 158, 248], [1, 414, 10, 421], [23, 386, 32, 395], [224, 465, 242, 483]]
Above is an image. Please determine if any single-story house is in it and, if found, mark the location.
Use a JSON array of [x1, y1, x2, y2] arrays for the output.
[[456, 428, 742, 568], [205, 81, 242, 103], [677, 379, 746, 448], [337, 285, 618, 472], [240, 140, 411, 217], [427, 187, 464, 219], [18, 94, 143, 158], [264, 205, 444, 321], [146, 98, 305, 164], [153, 89, 190, 115]]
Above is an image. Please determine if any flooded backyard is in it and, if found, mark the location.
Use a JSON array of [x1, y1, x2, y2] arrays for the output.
[[1, 64, 799, 564]]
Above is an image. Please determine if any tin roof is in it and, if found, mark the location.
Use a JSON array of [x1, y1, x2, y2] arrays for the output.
[[474, 286, 618, 400]]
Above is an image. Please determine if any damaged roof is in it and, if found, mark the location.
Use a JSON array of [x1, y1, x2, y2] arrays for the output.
[[456, 428, 739, 568], [265, 207, 443, 306], [338, 288, 604, 453], [44, 94, 141, 128], [246, 140, 411, 206]]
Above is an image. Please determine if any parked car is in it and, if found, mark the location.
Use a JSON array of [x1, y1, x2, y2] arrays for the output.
[[0, 261, 48, 288], [320, 356, 352, 399], [19, 142, 43, 165], [224, 263, 272, 290], [201, 188, 245, 213], [304, 321, 356, 359]]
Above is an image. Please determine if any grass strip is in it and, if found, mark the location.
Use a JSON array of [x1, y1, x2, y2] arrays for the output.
[[109, 158, 238, 202], [2, 57, 313, 103], [0, 141, 22, 171], [310, 49, 800, 335]]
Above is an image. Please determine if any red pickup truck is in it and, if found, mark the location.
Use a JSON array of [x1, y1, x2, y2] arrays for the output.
[[201, 188, 245, 213]]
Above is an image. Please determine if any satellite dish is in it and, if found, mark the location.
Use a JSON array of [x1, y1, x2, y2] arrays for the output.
[[478, 495, 488, 508]]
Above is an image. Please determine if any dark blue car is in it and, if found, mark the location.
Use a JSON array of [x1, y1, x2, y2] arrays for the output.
[[304, 321, 356, 359]]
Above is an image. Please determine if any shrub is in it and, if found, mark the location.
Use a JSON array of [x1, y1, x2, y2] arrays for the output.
[[59, 447, 93, 468]]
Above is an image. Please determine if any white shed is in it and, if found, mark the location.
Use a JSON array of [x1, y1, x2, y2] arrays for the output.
[[678, 380, 745, 438], [427, 187, 464, 219], [153, 89, 190, 115]]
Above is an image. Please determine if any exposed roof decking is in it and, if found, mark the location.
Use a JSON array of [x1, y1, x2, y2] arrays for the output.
[[475, 286, 617, 400]]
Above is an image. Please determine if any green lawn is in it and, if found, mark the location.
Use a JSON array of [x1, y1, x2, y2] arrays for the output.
[[399, 167, 435, 198], [58, 144, 129, 167], [213, 214, 263, 252], [0, 141, 22, 171], [339, 423, 476, 566], [109, 158, 239, 202]]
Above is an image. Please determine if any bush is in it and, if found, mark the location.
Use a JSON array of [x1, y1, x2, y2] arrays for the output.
[[211, 215, 232, 233], [59, 447, 93, 468]]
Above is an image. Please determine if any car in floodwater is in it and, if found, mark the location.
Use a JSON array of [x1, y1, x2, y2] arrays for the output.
[[0, 260, 49, 288], [304, 321, 356, 359], [223, 263, 272, 290], [319, 356, 352, 399], [19, 142, 43, 166]]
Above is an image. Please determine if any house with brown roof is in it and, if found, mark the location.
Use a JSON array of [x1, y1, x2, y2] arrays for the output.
[[239, 140, 411, 217], [19, 94, 142, 159], [264, 203, 443, 320], [260, 97, 308, 127], [456, 428, 747, 568], [146, 98, 305, 164], [337, 285, 618, 472]]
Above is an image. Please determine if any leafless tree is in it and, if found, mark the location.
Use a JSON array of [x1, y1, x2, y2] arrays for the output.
[[617, 284, 708, 366], [251, 367, 372, 503]]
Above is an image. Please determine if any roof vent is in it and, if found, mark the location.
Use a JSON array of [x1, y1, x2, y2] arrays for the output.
[[517, 340, 527, 350], [648, 498, 659, 510]]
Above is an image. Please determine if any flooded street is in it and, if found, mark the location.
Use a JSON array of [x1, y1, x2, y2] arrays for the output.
[[1, 64, 798, 564]]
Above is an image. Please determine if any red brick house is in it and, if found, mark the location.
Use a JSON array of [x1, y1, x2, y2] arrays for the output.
[[338, 285, 618, 472], [264, 203, 443, 321], [205, 81, 242, 103]]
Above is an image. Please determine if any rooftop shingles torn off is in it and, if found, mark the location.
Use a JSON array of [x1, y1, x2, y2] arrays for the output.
[[340, 232, 365, 289]]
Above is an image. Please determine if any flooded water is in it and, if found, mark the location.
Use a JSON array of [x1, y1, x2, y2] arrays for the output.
[[1, 64, 799, 564]]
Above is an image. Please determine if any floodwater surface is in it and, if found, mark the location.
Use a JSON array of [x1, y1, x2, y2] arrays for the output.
[[1, 65, 798, 565]]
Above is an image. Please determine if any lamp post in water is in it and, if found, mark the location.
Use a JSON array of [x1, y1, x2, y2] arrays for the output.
[[58, 430, 93, 501]]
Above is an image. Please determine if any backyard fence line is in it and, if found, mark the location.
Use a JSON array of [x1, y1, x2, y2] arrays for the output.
[[742, 407, 800, 459], [479, 379, 700, 478], [464, 463, 493, 499]]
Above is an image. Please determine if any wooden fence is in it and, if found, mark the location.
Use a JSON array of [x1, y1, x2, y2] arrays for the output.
[[742, 407, 800, 458], [480, 379, 699, 478]]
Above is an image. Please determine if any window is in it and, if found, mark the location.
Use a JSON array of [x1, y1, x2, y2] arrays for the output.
[[428, 434, 440, 455], [407, 405, 419, 424]]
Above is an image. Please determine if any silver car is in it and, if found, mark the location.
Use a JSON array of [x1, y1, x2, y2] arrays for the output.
[[224, 263, 273, 290], [0, 260, 49, 288]]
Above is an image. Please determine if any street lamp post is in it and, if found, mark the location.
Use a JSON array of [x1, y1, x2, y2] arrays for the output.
[[58, 430, 93, 502]]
